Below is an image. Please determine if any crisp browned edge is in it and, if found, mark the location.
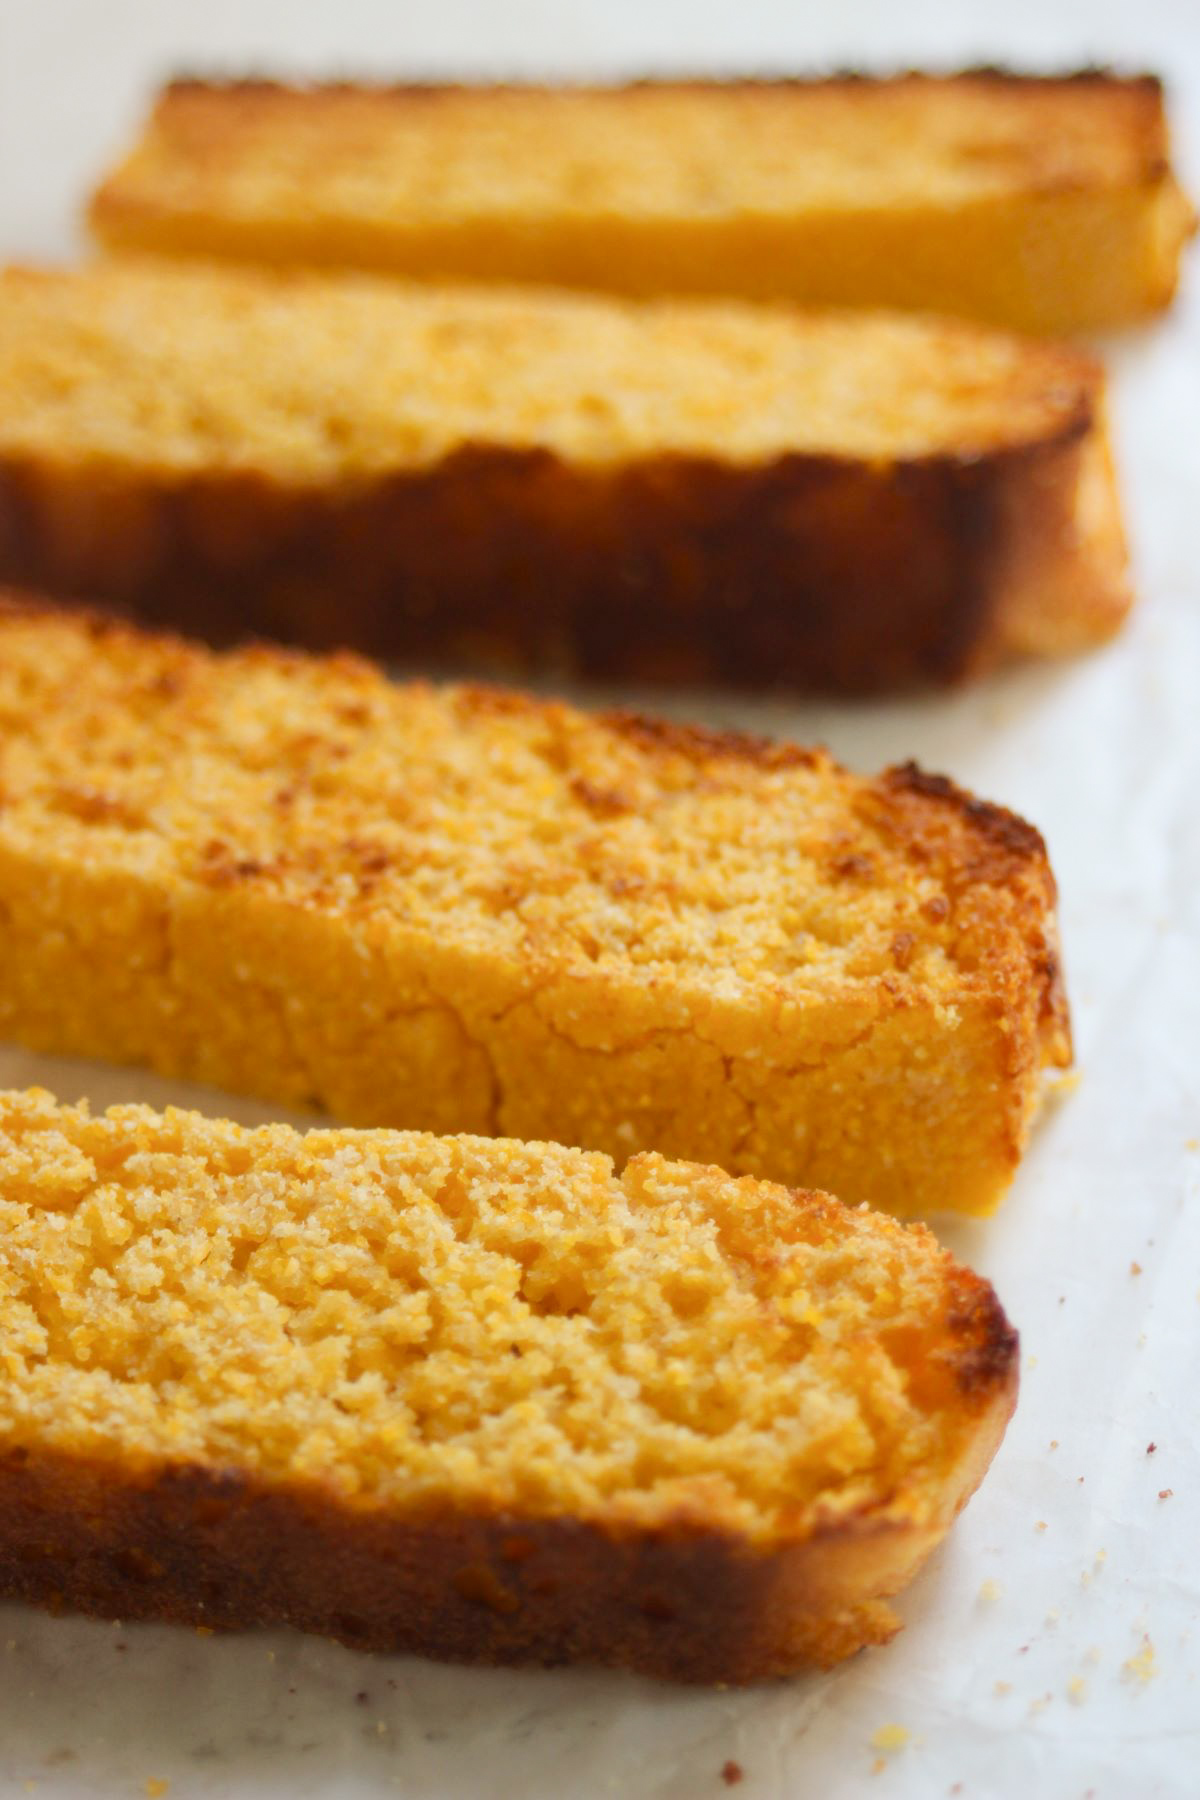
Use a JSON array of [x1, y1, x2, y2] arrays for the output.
[[121, 69, 1174, 191], [878, 760, 1072, 1066], [0, 317, 1118, 694], [155, 68, 1167, 102], [0, 1219, 1017, 1683]]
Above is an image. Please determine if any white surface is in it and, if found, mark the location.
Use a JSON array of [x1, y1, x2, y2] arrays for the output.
[[0, 0, 1198, 1794]]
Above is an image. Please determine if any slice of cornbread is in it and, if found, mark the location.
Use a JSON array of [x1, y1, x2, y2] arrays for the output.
[[88, 73, 1194, 335], [0, 596, 1070, 1217], [0, 260, 1129, 692], [0, 1088, 1018, 1680]]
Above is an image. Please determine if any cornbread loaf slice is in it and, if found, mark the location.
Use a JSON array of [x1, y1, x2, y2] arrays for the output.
[[0, 1088, 1019, 1680], [0, 596, 1071, 1218], [88, 73, 1194, 336], [0, 263, 1130, 693]]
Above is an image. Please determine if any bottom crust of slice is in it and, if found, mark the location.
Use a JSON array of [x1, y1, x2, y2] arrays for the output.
[[0, 1377, 1013, 1685]]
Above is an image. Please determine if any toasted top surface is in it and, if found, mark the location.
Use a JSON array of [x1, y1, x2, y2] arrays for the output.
[[96, 73, 1172, 223], [0, 598, 1065, 1034], [0, 261, 1097, 473], [0, 1089, 1013, 1536]]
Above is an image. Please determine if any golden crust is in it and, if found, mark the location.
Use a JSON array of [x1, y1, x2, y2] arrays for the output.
[[88, 71, 1195, 333], [0, 1090, 1018, 1680], [0, 594, 1069, 1216], [0, 260, 1129, 691]]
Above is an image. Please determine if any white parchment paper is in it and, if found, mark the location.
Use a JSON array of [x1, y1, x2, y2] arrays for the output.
[[0, 1, 1197, 1793]]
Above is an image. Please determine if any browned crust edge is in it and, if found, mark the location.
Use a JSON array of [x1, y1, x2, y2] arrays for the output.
[[0, 376, 1122, 695], [157, 69, 1169, 100], [135, 70, 1175, 195], [0, 1270, 1017, 1683], [874, 760, 1072, 1067]]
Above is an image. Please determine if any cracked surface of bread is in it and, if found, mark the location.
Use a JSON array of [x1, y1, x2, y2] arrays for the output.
[[0, 1088, 1018, 1680], [0, 260, 1130, 691], [88, 72, 1194, 334], [0, 597, 1069, 1217]]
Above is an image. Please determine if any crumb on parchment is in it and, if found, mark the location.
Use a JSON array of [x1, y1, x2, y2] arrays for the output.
[[1123, 1636, 1158, 1685], [978, 1579, 1002, 1602], [870, 1725, 911, 1754]]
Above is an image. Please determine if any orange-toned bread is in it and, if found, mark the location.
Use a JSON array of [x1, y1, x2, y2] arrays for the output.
[[0, 260, 1129, 692], [0, 596, 1070, 1217], [0, 1088, 1019, 1680], [88, 72, 1194, 336]]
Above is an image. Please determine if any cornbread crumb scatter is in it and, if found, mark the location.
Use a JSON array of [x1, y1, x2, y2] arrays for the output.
[[0, 599, 1070, 1217], [0, 1090, 1017, 1678]]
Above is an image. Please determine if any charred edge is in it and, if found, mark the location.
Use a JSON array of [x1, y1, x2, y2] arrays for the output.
[[1035, 941, 1066, 1022], [600, 709, 822, 772], [882, 762, 1048, 861], [160, 68, 1168, 101], [946, 1280, 1020, 1399]]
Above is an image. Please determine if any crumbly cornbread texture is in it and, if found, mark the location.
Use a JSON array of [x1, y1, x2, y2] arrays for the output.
[[87, 73, 1194, 335], [0, 1088, 1018, 1678], [0, 261, 1129, 690], [0, 598, 1070, 1217]]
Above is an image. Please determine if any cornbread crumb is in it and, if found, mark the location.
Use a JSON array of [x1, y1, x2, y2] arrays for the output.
[[144, 1782, 169, 1798], [1123, 1637, 1158, 1685], [0, 1089, 1018, 1681], [1067, 1676, 1088, 1705], [994, 1680, 1012, 1696], [0, 599, 1071, 1218], [978, 1579, 1002, 1603], [870, 1725, 911, 1753]]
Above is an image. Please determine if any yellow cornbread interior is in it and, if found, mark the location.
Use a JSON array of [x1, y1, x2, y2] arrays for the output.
[[0, 261, 1092, 473], [0, 1091, 968, 1538], [103, 77, 1163, 221], [0, 608, 1018, 1005]]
